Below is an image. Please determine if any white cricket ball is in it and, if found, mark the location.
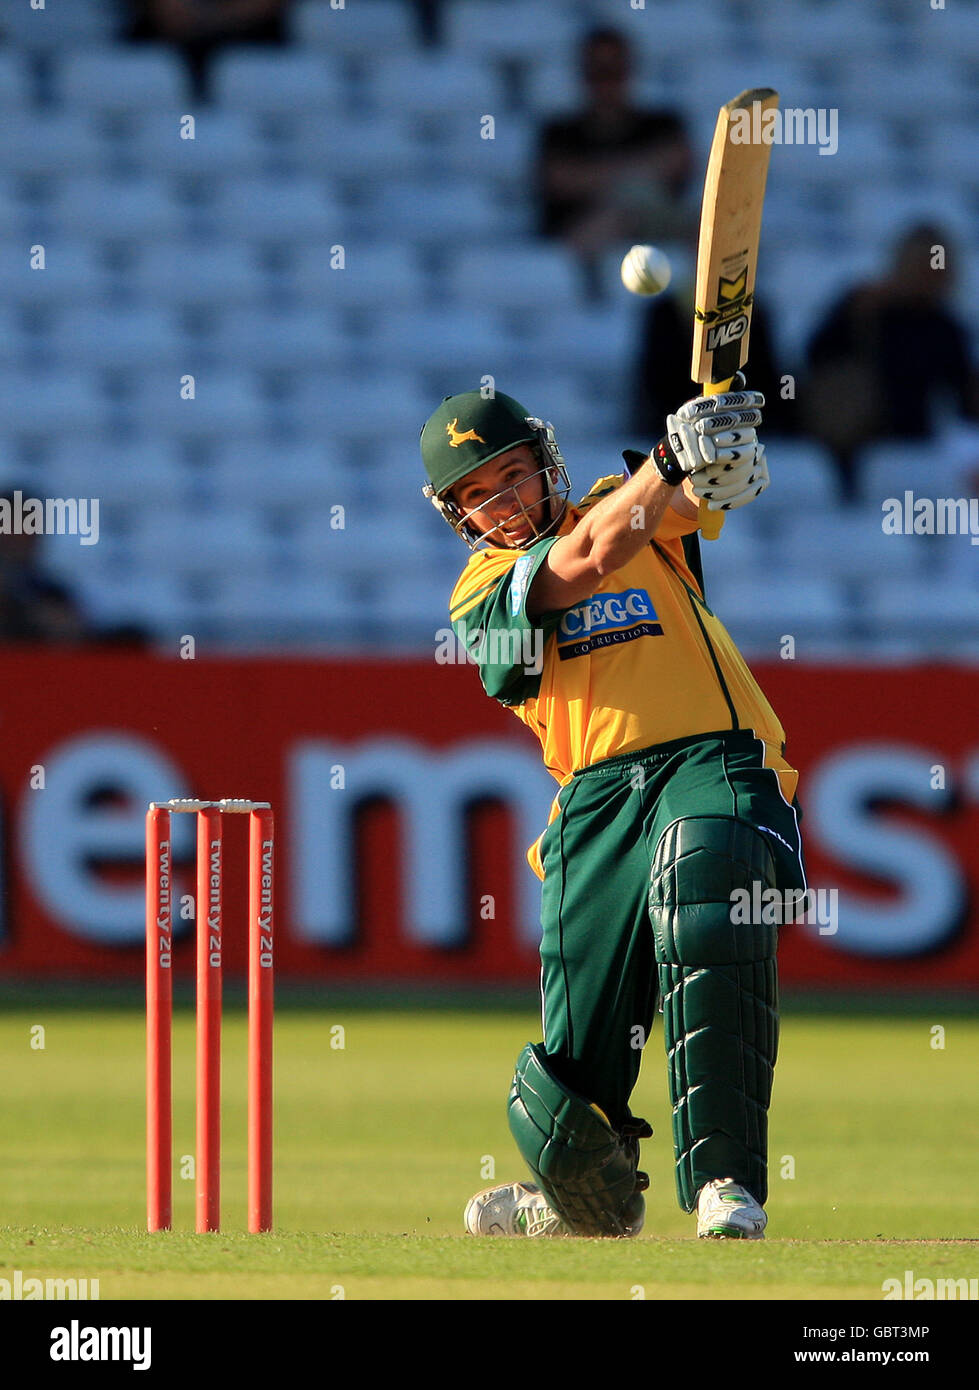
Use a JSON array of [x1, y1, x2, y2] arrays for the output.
[[620, 244, 672, 297]]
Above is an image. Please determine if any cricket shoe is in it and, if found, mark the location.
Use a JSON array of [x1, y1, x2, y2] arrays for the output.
[[464, 1180, 568, 1237], [696, 1179, 767, 1240]]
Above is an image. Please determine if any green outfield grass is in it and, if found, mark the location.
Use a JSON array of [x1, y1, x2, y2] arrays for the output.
[[1, 991, 977, 1300]]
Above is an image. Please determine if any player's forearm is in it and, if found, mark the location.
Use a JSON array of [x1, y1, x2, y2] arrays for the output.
[[673, 478, 701, 520], [582, 467, 682, 573], [550, 466, 678, 581], [528, 468, 678, 615]]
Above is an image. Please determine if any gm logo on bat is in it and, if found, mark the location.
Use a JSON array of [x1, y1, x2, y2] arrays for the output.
[[707, 315, 748, 352]]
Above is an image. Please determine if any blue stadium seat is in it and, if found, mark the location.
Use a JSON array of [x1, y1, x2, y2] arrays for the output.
[[589, 0, 739, 63], [291, 0, 416, 53], [211, 307, 349, 371], [302, 117, 428, 182], [0, 370, 110, 437], [58, 48, 190, 119], [364, 178, 520, 245], [0, 242, 115, 309], [846, 182, 973, 255], [523, 302, 637, 372], [128, 505, 275, 576], [46, 438, 190, 510], [48, 305, 187, 370], [0, 180, 31, 241], [443, 2, 579, 64], [708, 574, 848, 641], [775, 509, 925, 583], [2, 0, 115, 51], [756, 2, 894, 63], [775, 117, 902, 195], [366, 572, 468, 636], [126, 369, 268, 440], [423, 112, 537, 190], [749, 439, 839, 513], [209, 440, 348, 508], [0, 51, 35, 111], [208, 176, 344, 246], [554, 439, 629, 491], [0, 115, 104, 178], [50, 175, 187, 244], [445, 243, 583, 310], [211, 50, 344, 118], [363, 54, 506, 118], [937, 529, 979, 592], [289, 371, 423, 444], [920, 122, 979, 189], [129, 241, 268, 308], [207, 573, 360, 637], [290, 504, 418, 581], [121, 111, 269, 178], [837, 56, 965, 123], [0, 305, 32, 367], [674, 509, 768, 581], [367, 308, 514, 375], [70, 568, 194, 633], [496, 371, 619, 438], [909, 2, 979, 62], [864, 579, 979, 655], [859, 438, 977, 507], [289, 242, 426, 309]]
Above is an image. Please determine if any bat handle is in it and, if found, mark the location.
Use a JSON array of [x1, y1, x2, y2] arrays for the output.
[[697, 375, 734, 540]]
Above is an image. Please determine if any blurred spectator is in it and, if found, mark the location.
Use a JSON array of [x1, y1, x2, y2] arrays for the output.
[[0, 500, 90, 644], [0, 493, 149, 647], [536, 28, 695, 294], [122, 0, 290, 101], [802, 223, 979, 502], [414, 0, 441, 45]]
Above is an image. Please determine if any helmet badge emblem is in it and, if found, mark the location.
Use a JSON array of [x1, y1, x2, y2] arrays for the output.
[[445, 419, 486, 447]]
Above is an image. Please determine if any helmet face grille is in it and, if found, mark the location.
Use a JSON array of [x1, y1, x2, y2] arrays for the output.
[[446, 461, 571, 551]]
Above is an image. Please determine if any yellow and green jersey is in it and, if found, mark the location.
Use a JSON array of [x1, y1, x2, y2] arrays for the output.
[[449, 475, 795, 874]]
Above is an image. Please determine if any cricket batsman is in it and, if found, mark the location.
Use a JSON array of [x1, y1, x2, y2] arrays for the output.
[[420, 384, 806, 1239]]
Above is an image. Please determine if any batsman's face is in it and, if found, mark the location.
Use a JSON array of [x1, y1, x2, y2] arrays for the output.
[[452, 446, 548, 548]]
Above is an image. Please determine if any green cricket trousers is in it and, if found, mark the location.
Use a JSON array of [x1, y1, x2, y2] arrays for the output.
[[536, 728, 806, 1130]]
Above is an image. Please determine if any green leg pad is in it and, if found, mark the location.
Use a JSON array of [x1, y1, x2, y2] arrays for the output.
[[507, 1043, 647, 1237], [649, 816, 779, 1213]]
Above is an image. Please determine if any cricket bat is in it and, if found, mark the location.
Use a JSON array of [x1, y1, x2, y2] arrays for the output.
[[691, 87, 778, 540]]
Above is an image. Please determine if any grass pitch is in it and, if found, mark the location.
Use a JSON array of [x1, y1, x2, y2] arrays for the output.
[[1, 991, 977, 1300]]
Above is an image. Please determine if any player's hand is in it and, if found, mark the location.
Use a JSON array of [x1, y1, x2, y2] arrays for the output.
[[665, 385, 764, 474], [665, 383, 767, 511], [688, 440, 769, 511]]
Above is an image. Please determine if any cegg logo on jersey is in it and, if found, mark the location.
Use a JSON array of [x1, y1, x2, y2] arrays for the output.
[[557, 588, 662, 660]]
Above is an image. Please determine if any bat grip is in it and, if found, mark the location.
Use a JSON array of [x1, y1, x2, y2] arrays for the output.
[[697, 375, 733, 540]]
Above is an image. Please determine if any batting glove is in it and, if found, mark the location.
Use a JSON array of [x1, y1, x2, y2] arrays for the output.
[[662, 382, 768, 511]]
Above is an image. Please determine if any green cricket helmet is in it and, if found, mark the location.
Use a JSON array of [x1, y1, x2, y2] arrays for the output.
[[420, 390, 571, 549]]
